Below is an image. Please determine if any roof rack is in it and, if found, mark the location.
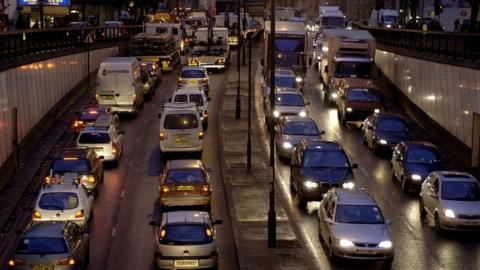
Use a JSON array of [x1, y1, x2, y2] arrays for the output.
[[92, 113, 114, 128]]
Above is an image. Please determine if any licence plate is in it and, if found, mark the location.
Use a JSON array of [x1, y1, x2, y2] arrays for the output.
[[177, 185, 194, 191], [174, 259, 199, 267], [465, 221, 479, 225], [100, 95, 114, 100], [187, 80, 198, 85], [33, 265, 54, 270], [175, 137, 189, 144], [356, 249, 376, 255]]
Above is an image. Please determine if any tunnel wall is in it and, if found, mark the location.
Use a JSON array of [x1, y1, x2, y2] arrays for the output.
[[0, 46, 118, 168]]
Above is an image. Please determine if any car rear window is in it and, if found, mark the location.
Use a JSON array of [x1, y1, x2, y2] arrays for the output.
[[189, 94, 204, 106], [78, 132, 111, 144], [160, 224, 212, 245], [377, 118, 408, 132], [275, 94, 305, 106], [182, 70, 205, 78], [17, 238, 68, 254], [80, 109, 105, 121], [335, 205, 384, 224], [52, 159, 91, 173], [303, 150, 349, 168], [347, 88, 379, 102], [39, 192, 79, 210], [165, 169, 205, 184], [164, 114, 199, 129], [174, 95, 188, 103], [284, 122, 319, 136]]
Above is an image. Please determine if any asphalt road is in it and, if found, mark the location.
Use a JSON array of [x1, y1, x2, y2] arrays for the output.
[[84, 61, 238, 270], [266, 54, 480, 269]]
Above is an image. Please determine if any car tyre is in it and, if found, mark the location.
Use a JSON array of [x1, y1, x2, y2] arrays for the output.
[[328, 239, 337, 262], [362, 133, 367, 146], [383, 257, 394, 269], [401, 177, 410, 193], [297, 194, 307, 209], [419, 200, 426, 218], [289, 177, 296, 193], [434, 213, 443, 233]]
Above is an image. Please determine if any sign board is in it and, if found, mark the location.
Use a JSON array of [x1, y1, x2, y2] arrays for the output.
[[17, 0, 70, 6]]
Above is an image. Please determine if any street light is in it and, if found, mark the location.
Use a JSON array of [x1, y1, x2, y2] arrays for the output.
[[268, 0, 276, 248], [242, 0, 246, 65], [235, 0, 241, 119], [246, 31, 252, 172]]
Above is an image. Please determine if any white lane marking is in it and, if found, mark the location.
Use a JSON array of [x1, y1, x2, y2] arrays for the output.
[[111, 227, 116, 237], [120, 190, 126, 198]]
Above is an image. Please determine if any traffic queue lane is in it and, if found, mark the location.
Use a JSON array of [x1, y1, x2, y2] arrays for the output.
[[84, 59, 238, 269], [269, 62, 480, 268]]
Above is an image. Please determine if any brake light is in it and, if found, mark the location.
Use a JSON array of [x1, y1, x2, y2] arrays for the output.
[[75, 209, 85, 218], [159, 229, 166, 239], [203, 111, 208, 118], [206, 228, 212, 237], [81, 175, 95, 183], [45, 176, 51, 184], [73, 120, 84, 128], [202, 184, 209, 193], [33, 211, 41, 219], [198, 131, 204, 140], [57, 257, 75, 265], [112, 148, 117, 154], [161, 185, 170, 193], [95, 94, 99, 101], [159, 132, 166, 141], [8, 258, 25, 266]]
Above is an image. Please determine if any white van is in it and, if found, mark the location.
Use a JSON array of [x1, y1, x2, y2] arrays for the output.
[[96, 57, 144, 116], [158, 102, 204, 156], [170, 86, 210, 128]]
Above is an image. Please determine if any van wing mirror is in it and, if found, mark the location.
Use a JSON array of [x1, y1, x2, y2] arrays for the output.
[[207, 97, 211, 102], [158, 113, 162, 118], [260, 58, 265, 66], [324, 65, 329, 73]]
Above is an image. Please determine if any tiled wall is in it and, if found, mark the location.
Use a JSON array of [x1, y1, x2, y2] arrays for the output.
[[0, 47, 118, 167], [375, 49, 480, 149]]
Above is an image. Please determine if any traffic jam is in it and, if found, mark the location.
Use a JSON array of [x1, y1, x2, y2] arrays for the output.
[[4, 4, 480, 270]]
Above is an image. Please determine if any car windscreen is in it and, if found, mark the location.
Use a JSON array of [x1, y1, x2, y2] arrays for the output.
[[275, 37, 304, 52], [189, 94, 204, 106], [347, 88, 379, 102], [174, 95, 188, 103], [284, 122, 319, 136], [322, 17, 345, 28], [383, 16, 397, 23], [105, 22, 121, 27], [164, 114, 199, 129], [39, 192, 79, 210], [335, 205, 384, 224], [17, 238, 68, 254], [160, 224, 212, 245], [165, 169, 205, 184], [441, 181, 480, 201], [182, 70, 205, 78], [275, 53, 301, 68], [334, 62, 374, 79], [78, 132, 111, 144], [377, 118, 408, 132], [406, 148, 440, 164], [275, 76, 296, 88], [275, 94, 305, 106], [303, 150, 349, 168], [52, 159, 91, 173]]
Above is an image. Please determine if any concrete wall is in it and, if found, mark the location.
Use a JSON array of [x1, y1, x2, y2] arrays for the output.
[[0, 46, 118, 168], [375, 49, 480, 165]]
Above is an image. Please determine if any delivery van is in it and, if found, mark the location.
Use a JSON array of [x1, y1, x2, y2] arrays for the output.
[[96, 57, 144, 116]]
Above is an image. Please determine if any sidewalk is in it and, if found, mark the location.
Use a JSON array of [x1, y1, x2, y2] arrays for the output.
[[218, 52, 311, 269]]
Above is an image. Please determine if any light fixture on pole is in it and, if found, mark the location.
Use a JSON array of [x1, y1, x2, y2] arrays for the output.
[[235, 0, 241, 119]]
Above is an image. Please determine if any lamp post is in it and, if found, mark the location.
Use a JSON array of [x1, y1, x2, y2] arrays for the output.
[[242, 0, 246, 65], [235, 0, 241, 119], [268, 0, 276, 248], [246, 31, 252, 172]]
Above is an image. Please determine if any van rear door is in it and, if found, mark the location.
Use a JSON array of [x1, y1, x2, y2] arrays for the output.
[[115, 69, 135, 107], [97, 68, 117, 106]]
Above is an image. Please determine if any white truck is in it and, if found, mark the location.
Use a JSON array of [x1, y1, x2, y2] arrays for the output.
[[145, 23, 186, 53], [214, 12, 251, 47], [369, 9, 399, 28], [183, 11, 207, 45], [319, 29, 376, 103], [317, 6, 346, 30], [188, 27, 230, 70]]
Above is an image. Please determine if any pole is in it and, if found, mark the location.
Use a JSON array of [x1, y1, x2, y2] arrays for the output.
[[268, 0, 276, 248], [12, 107, 19, 169], [235, 0, 241, 119], [39, 4, 44, 28], [246, 32, 252, 172], [87, 43, 90, 88], [242, 0, 246, 65]]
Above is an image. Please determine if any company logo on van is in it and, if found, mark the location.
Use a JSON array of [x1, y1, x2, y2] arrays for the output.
[[102, 69, 130, 76]]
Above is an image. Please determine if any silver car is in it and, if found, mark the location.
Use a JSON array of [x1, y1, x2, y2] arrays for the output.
[[420, 171, 480, 232], [150, 211, 222, 269], [265, 88, 309, 126], [275, 116, 324, 159], [8, 221, 90, 269], [318, 188, 394, 264]]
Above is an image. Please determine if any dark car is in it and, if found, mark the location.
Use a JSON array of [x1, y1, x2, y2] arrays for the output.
[[73, 104, 110, 134], [290, 139, 357, 209], [391, 141, 444, 193], [406, 18, 443, 31], [8, 221, 89, 269], [361, 113, 413, 154], [336, 78, 382, 124], [47, 148, 104, 195]]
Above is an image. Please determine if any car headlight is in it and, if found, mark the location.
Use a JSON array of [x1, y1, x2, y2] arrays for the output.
[[411, 174, 422, 181], [444, 209, 455, 218], [346, 107, 352, 112], [273, 110, 280, 118], [304, 180, 318, 189], [378, 240, 393, 249], [339, 239, 355, 247], [295, 76, 303, 83], [374, 108, 380, 114], [282, 142, 292, 149], [331, 93, 338, 99], [379, 139, 388, 145], [386, 24, 392, 28], [299, 111, 307, 117], [342, 182, 355, 189]]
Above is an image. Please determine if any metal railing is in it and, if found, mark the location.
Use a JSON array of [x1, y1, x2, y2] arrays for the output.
[[353, 22, 480, 64], [0, 25, 144, 59]]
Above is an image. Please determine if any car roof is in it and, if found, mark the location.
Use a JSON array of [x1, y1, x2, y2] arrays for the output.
[[181, 66, 206, 72], [25, 222, 67, 238], [164, 211, 210, 224], [304, 139, 342, 151], [435, 171, 477, 182], [167, 159, 204, 170], [342, 78, 379, 90], [402, 141, 438, 150], [41, 183, 80, 193], [163, 102, 198, 112], [275, 69, 295, 76], [276, 87, 300, 93], [333, 188, 377, 206], [82, 127, 109, 132], [53, 148, 89, 159], [334, 56, 373, 62], [376, 113, 406, 120]]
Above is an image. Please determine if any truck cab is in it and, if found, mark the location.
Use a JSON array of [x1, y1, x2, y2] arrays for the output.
[[188, 27, 230, 70]]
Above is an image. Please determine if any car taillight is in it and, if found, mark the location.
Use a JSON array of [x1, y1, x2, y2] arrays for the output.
[[159, 132, 166, 141], [203, 111, 208, 118], [161, 185, 170, 194], [75, 209, 85, 218], [45, 176, 51, 184], [159, 229, 166, 240], [57, 257, 75, 265], [112, 148, 117, 154], [206, 228, 212, 237], [81, 175, 95, 183], [198, 131, 204, 140], [33, 211, 41, 219], [8, 258, 25, 266], [73, 120, 84, 128]]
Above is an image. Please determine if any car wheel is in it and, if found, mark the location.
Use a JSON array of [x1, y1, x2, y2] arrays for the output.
[[328, 239, 337, 261], [362, 133, 367, 146], [297, 194, 307, 209], [401, 177, 410, 193], [372, 142, 379, 154], [203, 121, 208, 130], [419, 200, 426, 218], [83, 247, 90, 268], [383, 257, 394, 269], [289, 176, 296, 193], [205, 203, 211, 213], [434, 213, 443, 233]]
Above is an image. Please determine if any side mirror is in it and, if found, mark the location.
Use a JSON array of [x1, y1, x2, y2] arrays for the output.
[[213, 219, 223, 225], [98, 156, 105, 160], [324, 218, 333, 225], [324, 65, 328, 73], [205, 167, 212, 172], [352, 163, 358, 169], [306, 102, 311, 106], [320, 130, 326, 135], [117, 130, 125, 135], [168, 98, 172, 102], [260, 58, 265, 66], [158, 113, 162, 118], [207, 97, 211, 102], [149, 220, 160, 226]]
